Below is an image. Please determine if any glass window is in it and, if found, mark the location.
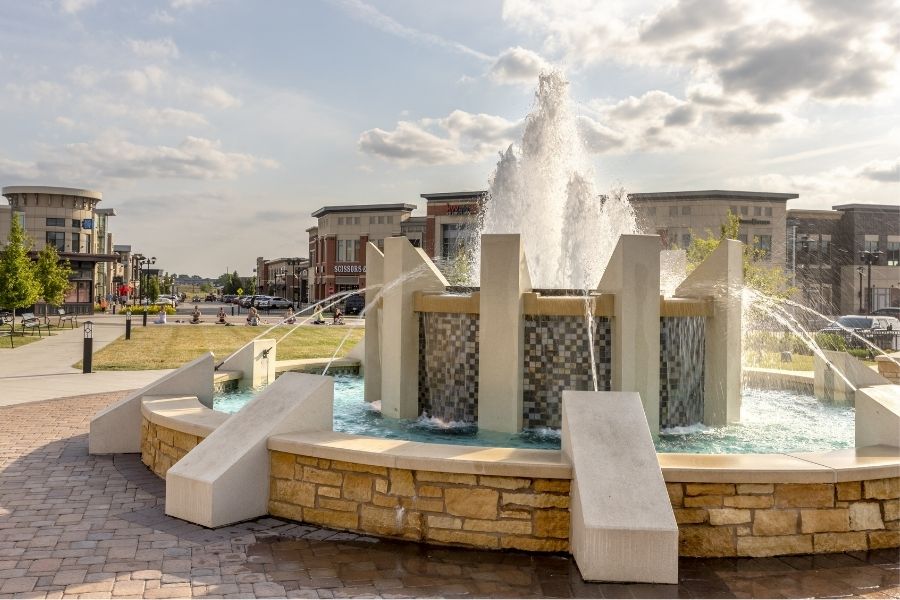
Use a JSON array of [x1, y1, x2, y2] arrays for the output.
[[669, 206, 678, 216], [647, 206, 656, 216], [387, 216, 393, 224], [887, 241, 900, 266], [680, 233, 691, 248], [864, 239, 879, 253], [740, 206, 748, 216], [354, 217, 360, 225], [46, 231, 65, 251], [730, 206, 738, 215], [46, 217, 65, 227], [85, 235, 91, 253], [71, 233, 80, 253], [337, 217, 343, 225], [369, 216, 375, 224], [378, 216, 385, 224], [72, 219, 80, 228], [441, 223, 472, 259], [737, 233, 748, 244], [755, 235, 772, 258], [753, 206, 762, 216], [681, 206, 691, 216], [764, 207, 773, 217]]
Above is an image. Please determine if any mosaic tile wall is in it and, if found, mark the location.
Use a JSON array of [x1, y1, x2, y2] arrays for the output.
[[418, 312, 479, 423], [659, 316, 705, 428], [523, 316, 611, 429]]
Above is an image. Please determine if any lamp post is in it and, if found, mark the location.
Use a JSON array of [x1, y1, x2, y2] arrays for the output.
[[82, 321, 93, 373], [287, 258, 301, 307], [860, 250, 882, 314], [138, 256, 156, 305]]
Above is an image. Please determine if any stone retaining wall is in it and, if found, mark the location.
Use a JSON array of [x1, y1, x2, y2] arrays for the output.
[[140, 419, 204, 478], [267, 451, 570, 553], [667, 479, 900, 557]]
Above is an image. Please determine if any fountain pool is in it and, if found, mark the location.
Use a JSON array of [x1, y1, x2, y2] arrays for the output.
[[214, 375, 855, 454]]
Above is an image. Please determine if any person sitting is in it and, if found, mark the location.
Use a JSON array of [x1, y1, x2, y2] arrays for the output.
[[154, 308, 167, 324], [246, 306, 260, 326], [312, 309, 325, 325], [333, 308, 343, 325], [190, 306, 202, 324], [284, 312, 296, 325], [216, 307, 227, 324]]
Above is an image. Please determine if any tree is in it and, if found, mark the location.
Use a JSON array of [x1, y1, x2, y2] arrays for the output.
[[0, 217, 41, 319], [146, 277, 160, 302], [685, 211, 794, 298], [34, 243, 72, 307], [243, 277, 256, 295]]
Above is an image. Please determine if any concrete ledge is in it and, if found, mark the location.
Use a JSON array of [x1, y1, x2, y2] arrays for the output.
[[141, 395, 229, 438], [562, 391, 678, 584], [660, 297, 713, 317], [522, 293, 614, 317], [787, 446, 900, 482], [855, 385, 900, 448], [413, 291, 480, 314], [268, 431, 570, 479], [213, 370, 243, 384], [742, 367, 814, 392], [275, 357, 360, 374]]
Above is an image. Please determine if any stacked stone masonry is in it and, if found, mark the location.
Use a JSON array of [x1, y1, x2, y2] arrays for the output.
[[140, 419, 204, 478], [267, 451, 571, 553], [668, 479, 900, 557]]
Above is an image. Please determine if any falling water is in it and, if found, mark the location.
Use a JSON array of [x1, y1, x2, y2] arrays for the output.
[[478, 71, 638, 289]]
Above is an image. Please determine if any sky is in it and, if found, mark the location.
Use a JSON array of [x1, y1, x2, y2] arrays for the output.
[[0, 0, 898, 277]]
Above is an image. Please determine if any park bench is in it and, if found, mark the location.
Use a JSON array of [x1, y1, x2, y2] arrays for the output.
[[0, 313, 21, 348], [20, 312, 51, 337], [56, 307, 78, 329]]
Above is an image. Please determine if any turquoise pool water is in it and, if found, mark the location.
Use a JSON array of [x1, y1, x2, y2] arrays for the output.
[[214, 375, 855, 454]]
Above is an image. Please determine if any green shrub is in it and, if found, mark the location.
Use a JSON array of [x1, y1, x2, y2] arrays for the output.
[[814, 332, 848, 352], [848, 348, 873, 360], [125, 306, 174, 315]]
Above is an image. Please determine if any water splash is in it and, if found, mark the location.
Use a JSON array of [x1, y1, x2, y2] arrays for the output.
[[478, 71, 638, 289]]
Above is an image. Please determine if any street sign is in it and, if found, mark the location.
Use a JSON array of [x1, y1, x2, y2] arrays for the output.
[[237, 287, 244, 295]]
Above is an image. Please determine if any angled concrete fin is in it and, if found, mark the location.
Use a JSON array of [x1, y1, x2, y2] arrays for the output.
[[364, 243, 384, 402], [674, 239, 742, 298], [220, 339, 276, 390]]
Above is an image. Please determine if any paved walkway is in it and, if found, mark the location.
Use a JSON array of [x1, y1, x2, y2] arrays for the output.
[[1, 391, 899, 599], [0, 313, 171, 407]]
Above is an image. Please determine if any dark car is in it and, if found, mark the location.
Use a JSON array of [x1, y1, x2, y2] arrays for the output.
[[872, 307, 900, 320], [343, 293, 365, 315]]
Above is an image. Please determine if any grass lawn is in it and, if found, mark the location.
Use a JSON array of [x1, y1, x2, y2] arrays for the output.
[[0, 332, 56, 349], [745, 350, 876, 371], [77, 325, 364, 370]]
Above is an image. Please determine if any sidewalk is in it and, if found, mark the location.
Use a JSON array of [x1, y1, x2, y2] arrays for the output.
[[0, 312, 171, 407]]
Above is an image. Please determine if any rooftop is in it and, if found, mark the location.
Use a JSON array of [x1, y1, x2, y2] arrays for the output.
[[832, 203, 900, 212], [2, 185, 103, 201], [312, 203, 417, 218], [629, 190, 798, 202], [420, 191, 487, 202]]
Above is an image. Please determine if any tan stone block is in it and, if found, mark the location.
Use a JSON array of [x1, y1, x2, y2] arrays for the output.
[[404, 511, 423, 533], [172, 430, 198, 451], [417, 485, 443, 497], [427, 528, 499, 548], [864, 478, 900, 500], [330, 460, 388, 476], [501, 492, 568, 509], [319, 498, 357, 512], [445, 488, 498, 519], [736, 484, 774, 495], [674, 508, 708, 524], [268, 501, 303, 522], [501, 510, 531, 520], [302, 466, 342, 486], [388, 469, 415, 497], [709, 508, 751, 526], [868, 530, 900, 549], [295, 455, 319, 466], [724, 495, 774, 509], [666, 483, 684, 507], [888, 520, 900, 531], [679, 526, 735, 557], [343, 472, 374, 502], [463, 519, 531, 534], [736, 526, 751, 536], [273, 480, 315, 508], [426, 515, 462, 530], [156, 427, 174, 445], [774, 484, 834, 508], [849, 502, 885, 530], [416, 471, 477, 485], [270, 451, 296, 479], [500, 536, 568, 552], [684, 495, 723, 508], [800, 509, 849, 533], [753, 510, 798, 536], [533, 510, 569, 538], [813, 532, 868, 553], [533, 479, 570, 493], [375, 478, 388, 494], [304, 507, 358, 530], [318, 459, 331, 468], [372, 493, 400, 508], [737, 535, 812, 557], [359, 505, 404, 536], [883, 499, 899, 522], [836, 501, 849, 507], [479, 476, 530, 490], [318, 486, 341, 499], [401, 496, 444, 512], [836, 481, 862, 501], [685, 483, 735, 496]]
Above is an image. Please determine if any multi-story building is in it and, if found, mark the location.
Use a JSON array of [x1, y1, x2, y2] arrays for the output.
[[787, 203, 900, 315], [0, 185, 119, 314], [629, 190, 796, 266], [420, 191, 485, 260], [307, 203, 416, 302], [255, 256, 310, 305]]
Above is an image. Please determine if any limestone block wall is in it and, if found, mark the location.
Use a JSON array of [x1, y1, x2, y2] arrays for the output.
[[667, 478, 900, 557], [268, 451, 570, 552], [140, 420, 204, 478]]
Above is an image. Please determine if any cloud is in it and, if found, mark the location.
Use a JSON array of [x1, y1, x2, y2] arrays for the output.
[[358, 122, 466, 165], [714, 109, 784, 131], [60, 0, 98, 14], [128, 38, 180, 60], [4, 81, 68, 104], [169, 0, 211, 9], [576, 116, 627, 153], [858, 157, 900, 183], [197, 85, 241, 109], [0, 157, 40, 179], [488, 47, 551, 84], [640, 0, 740, 44], [122, 66, 167, 94], [149, 9, 175, 24]]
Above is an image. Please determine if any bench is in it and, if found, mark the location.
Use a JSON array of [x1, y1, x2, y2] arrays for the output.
[[20, 313, 51, 337], [56, 308, 78, 328]]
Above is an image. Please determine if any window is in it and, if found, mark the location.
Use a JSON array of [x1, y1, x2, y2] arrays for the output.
[[740, 206, 748, 216], [864, 239, 879, 253], [441, 223, 471, 259], [680, 233, 691, 248], [336, 239, 359, 262], [369, 216, 376, 224], [72, 219, 80, 228], [354, 217, 360, 225], [647, 206, 657, 216], [681, 206, 691, 216], [737, 233, 748, 244], [46, 217, 65, 227], [888, 242, 900, 266], [71, 233, 80, 253], [764, 207, 773, 217], [84, 235, 91, 253], [669, 206, 679, 216], [337, 217, 344, 225], [378, 216, 385, 224], [755, 235, 772, 258], [46, 231, 65, 251], [730, 206, 738, 215], [753, 206, 762, 216], [386, 216, 393, 224], [375, 239, 384, 251]]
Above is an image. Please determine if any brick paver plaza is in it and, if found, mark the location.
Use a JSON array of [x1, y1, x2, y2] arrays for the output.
[[1, 391, 898, 599]]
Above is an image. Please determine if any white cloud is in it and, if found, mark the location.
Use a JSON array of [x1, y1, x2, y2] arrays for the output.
[[858, 157, 900, 183], [122, 66, 167, 94], [169, 0, 211, 9], [488, 47, 551, 85], [60, 0, 99, 14], [149, 9, 176, 24], [197, 85, 241, 109], [128, 38, 180, 60], [5, 81, 68, 104], [0, 157, 40, 179]]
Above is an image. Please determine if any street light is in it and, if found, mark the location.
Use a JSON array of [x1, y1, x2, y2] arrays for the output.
[[138, 256, 156, 305], [860, 250, 882, 314], [286, 258, 302, 306]]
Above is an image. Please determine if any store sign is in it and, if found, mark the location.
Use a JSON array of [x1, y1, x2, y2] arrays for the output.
[[739, 218, 770, 225], [334, 264, 366, 274], [81, 218, 94, 230], [446, 204, 477, 215]]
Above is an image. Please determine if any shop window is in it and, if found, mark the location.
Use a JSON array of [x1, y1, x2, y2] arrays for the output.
[[71, 233, 80, 253], [72, 219, 81, 228], [755, 235, 772, 258], [46, 217, 65, 227], [863, 239, 879, 253], [46, 231, 65, 251], [887, 242, 900, 266]]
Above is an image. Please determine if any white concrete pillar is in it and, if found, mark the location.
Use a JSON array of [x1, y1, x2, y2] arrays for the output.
[[597, 235, 662, 437], [674, 240, 742, 426], [478, 234, 532, 433], [220, 339, 276, 390], [814, 350, 889, 405], [364, 243, 384, 403], [381, 237, 448, 420]]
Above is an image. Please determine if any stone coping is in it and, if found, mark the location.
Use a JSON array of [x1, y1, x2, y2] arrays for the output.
[[141, 395, 229, 438], [213, 370, 243, 383], [274, 358, 360, 373]]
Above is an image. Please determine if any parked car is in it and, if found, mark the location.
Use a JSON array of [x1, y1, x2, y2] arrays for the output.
[[343, 293, 365, 315], [158, 294, 178, 307], [872, 307, 900, 320], [238, 295, 253, 307], [205, 293, 218, 302], [253, 295, 274, 308], [222, 294, 237, 304], [268, 296, 293, 309], [820, 315, 900, 350], [154, 297, 175, 307]]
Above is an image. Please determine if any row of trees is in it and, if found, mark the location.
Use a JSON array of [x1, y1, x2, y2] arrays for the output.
[[217, 271, 256, 295], [0, 218, 73, 318]]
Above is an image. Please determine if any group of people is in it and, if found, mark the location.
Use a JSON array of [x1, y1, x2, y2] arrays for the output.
[[150, 304, 346, 327], [153, 306, 230, 325]]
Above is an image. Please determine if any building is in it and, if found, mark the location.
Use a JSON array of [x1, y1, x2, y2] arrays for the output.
[[0, 185, 119, 315], [629, 190, 796, 266], [787, 203, 900, 315], [255, 256, 310, 305], [307, 203, 417, 302], [420, 191, 485, 260]]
